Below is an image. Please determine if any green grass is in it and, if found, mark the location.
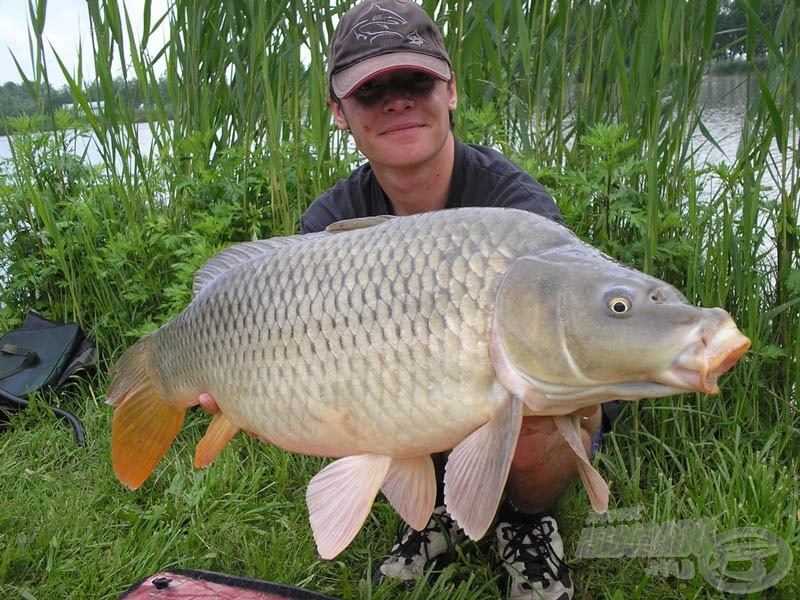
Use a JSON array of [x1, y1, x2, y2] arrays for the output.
[[1, 0, 798, 598]]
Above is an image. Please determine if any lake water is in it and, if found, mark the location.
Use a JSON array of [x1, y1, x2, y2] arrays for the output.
[[690, 73, 788, 175], [691, 74, 754, 164], [0, 74, 780, 176], [0, 122, 157, 174]]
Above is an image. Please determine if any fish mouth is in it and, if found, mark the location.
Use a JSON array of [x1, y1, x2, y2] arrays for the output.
[[658, 319, 751, 394]]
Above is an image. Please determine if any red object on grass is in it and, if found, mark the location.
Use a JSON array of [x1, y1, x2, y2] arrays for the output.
[[118, 569, 338, 600]]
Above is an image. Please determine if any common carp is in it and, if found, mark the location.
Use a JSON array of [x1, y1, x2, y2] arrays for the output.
[[106, 207, 750, 559]]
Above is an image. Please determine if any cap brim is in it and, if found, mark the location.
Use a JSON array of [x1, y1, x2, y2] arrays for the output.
[[331, 51, 451, 99]]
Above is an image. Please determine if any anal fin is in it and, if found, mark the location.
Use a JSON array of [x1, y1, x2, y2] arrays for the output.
[[194, 412, 241, 467]]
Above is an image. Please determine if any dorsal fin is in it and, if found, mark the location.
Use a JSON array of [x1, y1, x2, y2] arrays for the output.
[[324, 215, 396, 232], [192, 233, 326, 297], [192, 216, 396, 297]]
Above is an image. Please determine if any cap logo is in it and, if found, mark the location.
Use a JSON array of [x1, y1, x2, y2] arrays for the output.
[[407, 31, 424, 46], [348, 4, 425, 47]]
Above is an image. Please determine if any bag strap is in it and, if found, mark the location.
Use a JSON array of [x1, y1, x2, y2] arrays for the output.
[[0, 388, 85, 447], [0, 344, 39, 379]]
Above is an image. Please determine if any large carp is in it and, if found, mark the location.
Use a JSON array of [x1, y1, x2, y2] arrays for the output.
[[107, 207, 749, 559]]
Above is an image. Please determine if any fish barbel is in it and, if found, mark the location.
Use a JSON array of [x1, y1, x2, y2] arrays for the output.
[[106, 207, 750, 559]]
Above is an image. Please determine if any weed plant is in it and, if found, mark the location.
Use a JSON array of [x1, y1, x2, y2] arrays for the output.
[[0, 1, 797, 598]]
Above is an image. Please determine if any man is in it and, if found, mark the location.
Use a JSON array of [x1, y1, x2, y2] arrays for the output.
[[298, 2, 614, 599], [201, 1, 613, 598]]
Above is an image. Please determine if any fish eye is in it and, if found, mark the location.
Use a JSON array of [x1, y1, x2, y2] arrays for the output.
[[604, 286, 634, 317], [608, 296, 631, 314]]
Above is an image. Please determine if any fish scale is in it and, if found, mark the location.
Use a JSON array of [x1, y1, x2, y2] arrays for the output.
[[107, 207, 750, 560]]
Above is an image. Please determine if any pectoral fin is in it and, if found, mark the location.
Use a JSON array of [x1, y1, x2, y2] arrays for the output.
[[306, 454, 392, 559], [380, 456, 437, 531], [194, 412, 240, 468], [444, 388, 523, 540], [553, 414, 609, 512]]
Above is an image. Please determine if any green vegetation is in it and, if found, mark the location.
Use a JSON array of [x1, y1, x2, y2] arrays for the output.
[[0, 1, 797, 599]]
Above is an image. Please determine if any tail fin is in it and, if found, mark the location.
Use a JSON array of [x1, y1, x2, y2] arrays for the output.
[[107, 338, 185, 490]]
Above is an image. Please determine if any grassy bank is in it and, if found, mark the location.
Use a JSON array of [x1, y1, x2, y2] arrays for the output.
[[1, 1, 797, 598]]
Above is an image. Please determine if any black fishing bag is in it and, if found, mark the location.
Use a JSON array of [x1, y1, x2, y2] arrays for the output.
[[0, 312, 96, 445]]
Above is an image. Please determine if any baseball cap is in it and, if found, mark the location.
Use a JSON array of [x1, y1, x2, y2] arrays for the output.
[[329, 0, 452, 99]]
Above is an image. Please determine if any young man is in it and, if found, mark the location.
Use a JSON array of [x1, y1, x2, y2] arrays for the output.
[[202, 1, 614, 598], [299, 2, 614, 599]]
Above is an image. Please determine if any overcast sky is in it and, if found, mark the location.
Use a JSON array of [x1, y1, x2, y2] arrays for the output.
[[0, 0, 170, 87]]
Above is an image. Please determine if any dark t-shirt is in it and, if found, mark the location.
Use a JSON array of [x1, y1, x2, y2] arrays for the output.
[[300, 140, 562, 233]]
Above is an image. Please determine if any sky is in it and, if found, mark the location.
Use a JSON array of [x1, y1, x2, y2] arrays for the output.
[[0, 0, 170, 87]]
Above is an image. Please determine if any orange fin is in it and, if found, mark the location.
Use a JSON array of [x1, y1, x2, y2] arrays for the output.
[[108, 337, 186, 490], [195, 412, 240, 467], [553, 414, 609, 512]]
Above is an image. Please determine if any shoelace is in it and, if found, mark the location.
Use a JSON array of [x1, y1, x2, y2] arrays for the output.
[[500, 518, 566, 583], [392, 510, 459, 565]]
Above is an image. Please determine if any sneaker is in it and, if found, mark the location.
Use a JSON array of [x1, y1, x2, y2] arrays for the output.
[[496, 513, 574, 600], [371, 505, 466, 585]]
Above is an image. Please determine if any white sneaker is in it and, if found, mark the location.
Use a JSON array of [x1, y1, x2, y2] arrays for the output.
[[372, 505, 466, 585], [496, 513, 574, 600]]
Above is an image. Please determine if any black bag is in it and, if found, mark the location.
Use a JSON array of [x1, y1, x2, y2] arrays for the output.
[[0, 313, 96, 446]]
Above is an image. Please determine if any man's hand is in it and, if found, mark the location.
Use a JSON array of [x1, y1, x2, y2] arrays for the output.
[[518, 406, 599, 436], [198, 392, 220, 414]]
